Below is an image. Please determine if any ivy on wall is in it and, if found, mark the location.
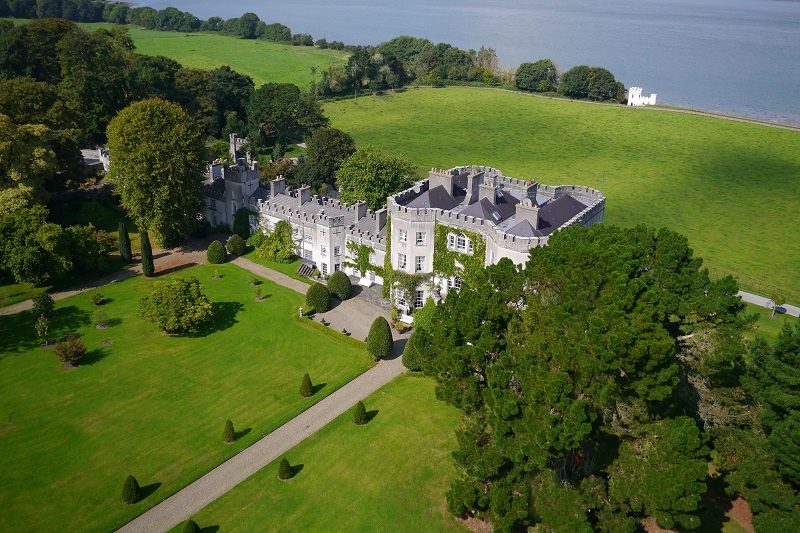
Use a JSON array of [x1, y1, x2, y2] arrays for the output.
[[344, 240, 383, 278], [382, 216, 392, 299], [432, 223, 486, 287]]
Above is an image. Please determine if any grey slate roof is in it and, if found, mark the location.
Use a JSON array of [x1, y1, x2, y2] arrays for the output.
[[459, 192, 520, 224], [536, 195, 587, 235], [406, 185, 463, 211]]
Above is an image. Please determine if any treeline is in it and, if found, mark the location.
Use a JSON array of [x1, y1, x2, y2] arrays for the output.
[[515, 58, 626, 102]]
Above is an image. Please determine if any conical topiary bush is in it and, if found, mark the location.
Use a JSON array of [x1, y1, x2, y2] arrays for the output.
[[278, 458, 293, 480], [352, 401, 367, 425], [299, 373, 313, 397], [182, 519, 201, 533], [121, 475, 141, 504], [366, 316, 393, 360], [140, 230, 155, 277], [119, 221, 132, 263], [222, 419, 236, 444]]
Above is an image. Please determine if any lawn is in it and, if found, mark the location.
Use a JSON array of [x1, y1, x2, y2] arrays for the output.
[[743, 302, 798, 344], [170, 374, 466, 532], [242, 250, 313, 285], [0, 263, 372, 532], [324, 88, 800, 303]]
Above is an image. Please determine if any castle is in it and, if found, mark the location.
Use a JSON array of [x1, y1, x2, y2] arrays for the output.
[[627, 86, 657, 106], [204, 135, 605, 318]]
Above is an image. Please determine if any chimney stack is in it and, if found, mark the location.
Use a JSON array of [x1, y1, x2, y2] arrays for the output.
[[355, 200, 367, 221], [270, 176, 286, 198], [298, 184, 311, 206], [515, 198, 540, 230]]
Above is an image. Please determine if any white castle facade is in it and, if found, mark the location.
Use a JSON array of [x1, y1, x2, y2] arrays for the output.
[[204, 135, 605, 316], [627, 86, 657, 106]]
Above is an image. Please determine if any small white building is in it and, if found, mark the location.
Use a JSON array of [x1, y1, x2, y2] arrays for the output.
[[627, 86, 657, 106]]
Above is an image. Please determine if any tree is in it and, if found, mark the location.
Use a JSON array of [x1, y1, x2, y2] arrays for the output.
[[245, 83, 328, 156], [140, 230, 154, 277], [327, 270, 352, 301], [335, 145, 415, 211], [515, 59, 558, 92], [35, 315, 49, 346], [278, 458, 293, 480], [0, 113, 57, 211], [32, 292, 55, 318], [558, 64, 591, 98], [352, 400, 367, 425], [106, 99, 206, 247], [222, 419, 235, 443], [769, 291, 785, 317], [299, 373, 313, 397], [232, 207, 254, 239], [137, 276, 214, 334], [305, 282, 330, 313], [365, 316, 392, 360], [118, 221, 132, 263], [54, 333, 86, 366], [121, 475, 141, 505], [257, 220, 296, 263], [206, 240, 226, 264], [226, 234, 245, 256], [304, 127, 356, 186], [182, 519, 201, 533]]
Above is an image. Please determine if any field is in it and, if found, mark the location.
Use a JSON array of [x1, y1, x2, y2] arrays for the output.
[[0, 263, 372, 532], [324, 88, 800, 302], [744, 302, 798, 344], [168, 375, 465, 533]]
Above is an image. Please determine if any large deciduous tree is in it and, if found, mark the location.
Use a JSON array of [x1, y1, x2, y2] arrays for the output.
[[0, 113, 57, 211], [137, 276, 213, 334], [106, 99, 206, 247], [335, 145, 415, 211], [413, 224, 749, 531], [515, 59, 558, 92]]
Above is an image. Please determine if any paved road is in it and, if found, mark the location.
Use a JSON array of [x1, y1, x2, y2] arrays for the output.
[[738, 291, 800, 317]]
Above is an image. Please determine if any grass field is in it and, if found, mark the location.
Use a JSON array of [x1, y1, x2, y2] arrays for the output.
[[168, 374, 465, 533], [744, 302, 798, 343], [0, 263, 372, 532], [324, 88, 800, 302]]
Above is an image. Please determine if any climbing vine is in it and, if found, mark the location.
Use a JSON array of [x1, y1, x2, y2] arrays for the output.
[[382, 216, 392, 299], [432, 223, 486, 287], [344, 241, 381, 277]]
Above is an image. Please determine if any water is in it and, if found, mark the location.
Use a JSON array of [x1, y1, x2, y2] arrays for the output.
[[135, 0, 800, 124]]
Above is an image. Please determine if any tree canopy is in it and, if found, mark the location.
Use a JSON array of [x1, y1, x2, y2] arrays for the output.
[[106, 98, 206, 246], [515, 59, 558, 92], [335, 145, 415, 211]]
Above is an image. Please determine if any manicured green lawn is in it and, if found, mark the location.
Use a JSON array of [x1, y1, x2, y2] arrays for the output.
[[325, 88, 800, 303], [743, 302, 798, 344], [170, 375, 465, 532], [0, 263, 372, 532], [243, 250, 313, 285]]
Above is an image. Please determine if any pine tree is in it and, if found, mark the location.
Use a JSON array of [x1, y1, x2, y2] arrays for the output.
[[182, 519, 201, 533], [118, 221, 132, 263], [121, 475, 141, 504], [278, 458, 293, 480], [140, 230, 155, 277], [299, 373, 313, 397], [222, 419, 236, 443], [352, 401, 367, 425]]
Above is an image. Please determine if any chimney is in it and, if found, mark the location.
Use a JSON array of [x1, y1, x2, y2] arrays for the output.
[[464, 170, 483, 205], [524, 180, 538, 203], [298, 184, 311, 206], [515, 198, 540, 230], [427, 168, 453, 195], [375, 208, 387, 232], [355, 200, 367, 221], [478, 175, 497, 205], [270, 176, 286, 197]]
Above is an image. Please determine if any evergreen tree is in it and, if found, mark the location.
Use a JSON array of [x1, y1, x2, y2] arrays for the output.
[[278, 458, 293, 480], [352, 401, 367, 425], [118, 221, 132, 263], [140, 230, 154, 277], [121, 475, 141, 504], [365, 316, 392, 360], [206, 240, 226, 264], [182, 519, 201, 533], [222, 419, 235, 443], [299, 373, 313, 397]]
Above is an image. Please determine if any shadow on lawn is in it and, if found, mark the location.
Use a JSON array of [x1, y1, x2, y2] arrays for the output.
[[190, 301, 244, 337], [81, 347, 109, 366], [236, 427, 252, 440], [311, 382, 327, 396], [365, 409, 379, 423], [139, 482, 161, 501], [0, 305, 91, 358]]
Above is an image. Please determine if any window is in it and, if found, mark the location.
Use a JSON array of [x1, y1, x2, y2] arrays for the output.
[[334, 263, 341, 272], [304, 234, 313, 243], [416, 231, 426, 245], [353, 268, 360, 278], [369, 253, 376, 264], [415, 290, 425, 309], [398, 229, 407, 242], [415, 256, 425, 272], [321, 263, 328, 275], [303, 249, 313, 260], [334, 246, 341, 256], [452, 276, 462, 291], [396, 288, 406, 308], [398, 253, 407, 269], [447, 232, 473, 254], [321, 246, 327, 257]]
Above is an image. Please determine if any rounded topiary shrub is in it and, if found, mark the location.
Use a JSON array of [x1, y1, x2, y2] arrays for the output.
[[121, 475, 141, 505], [207, 240, 226, 264], [366, 316, 393, 360], [222, 419, 236, 443], [305, 282, 330, 313], [182, 519, 201, 533], [327, 270, 352, 301], [352, 401, 367, 425], [227, 234, 246, 256], [278, 458, 293, 480]]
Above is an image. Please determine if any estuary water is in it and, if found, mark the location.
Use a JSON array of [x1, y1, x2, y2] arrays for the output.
[[135, 0, 800, 124]]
